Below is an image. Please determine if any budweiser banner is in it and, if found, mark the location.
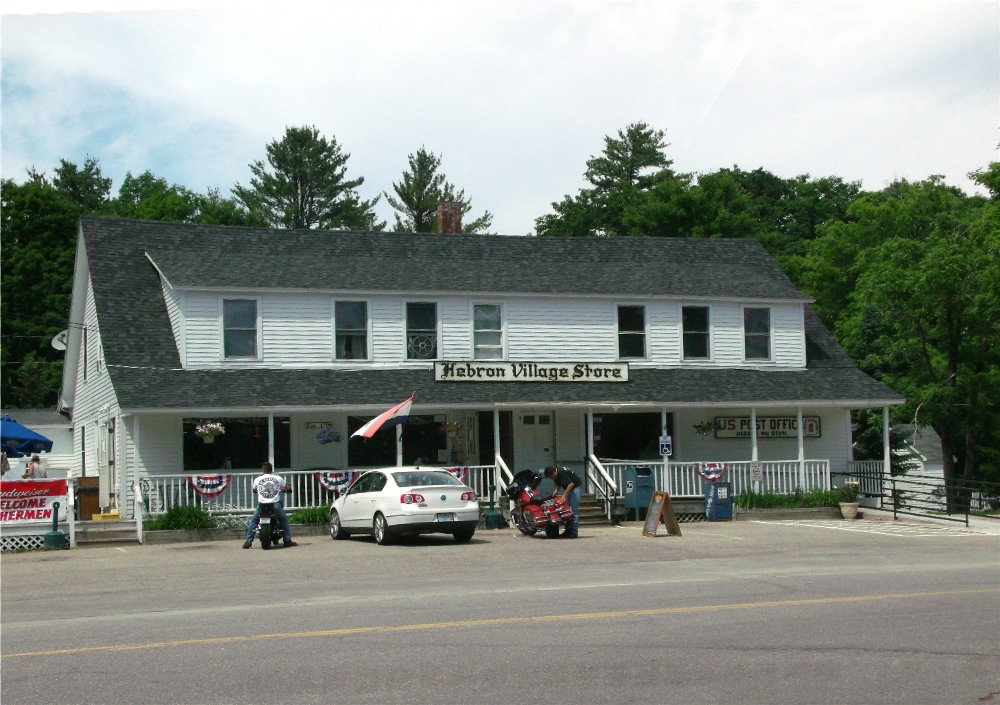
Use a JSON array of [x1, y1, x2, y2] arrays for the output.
[[0, 479, 68, 524]]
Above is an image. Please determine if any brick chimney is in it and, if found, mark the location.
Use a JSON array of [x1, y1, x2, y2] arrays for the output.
[[436, 202, 462, 234]]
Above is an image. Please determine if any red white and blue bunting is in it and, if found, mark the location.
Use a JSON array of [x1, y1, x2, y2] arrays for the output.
[[696, 462, 728, 483], [315, 470, 356, 493], [445, 466, 469, 482], [188, 474, 232, 498]]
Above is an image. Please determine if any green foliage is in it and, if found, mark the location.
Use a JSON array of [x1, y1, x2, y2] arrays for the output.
[[144, 506, 216, 530], [735, 488, 841, 509], [0, 177, 80, 407], [288, 504, 331, 525], [384, 146, 492, 234], [233, 125, 382, 230]]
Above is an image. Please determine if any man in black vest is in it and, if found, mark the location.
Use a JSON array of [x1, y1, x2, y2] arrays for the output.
[[544, 466, 582, 538]]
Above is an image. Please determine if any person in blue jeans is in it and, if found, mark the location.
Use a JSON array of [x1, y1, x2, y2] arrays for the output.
[[544, 466, 582, 538], [243, 462, 297, 548]]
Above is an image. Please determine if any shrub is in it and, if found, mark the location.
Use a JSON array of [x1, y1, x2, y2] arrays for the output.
[[144, 506, 216, 531], [288, 504, 331, 525], [736, 488, 841, 510]]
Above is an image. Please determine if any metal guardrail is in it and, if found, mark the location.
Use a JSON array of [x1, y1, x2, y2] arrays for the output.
[[837, 467, 1000, 528]]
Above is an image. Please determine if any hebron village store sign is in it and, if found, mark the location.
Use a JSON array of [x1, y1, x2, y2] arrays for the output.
[[435, 361, 628, 382], [714, 416, 821, 439]]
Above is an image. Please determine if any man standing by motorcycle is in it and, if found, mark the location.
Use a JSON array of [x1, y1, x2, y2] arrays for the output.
[[242, 461, 297, 549], [544, 466, 582, 539]]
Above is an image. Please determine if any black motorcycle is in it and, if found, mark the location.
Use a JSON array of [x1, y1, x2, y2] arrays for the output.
[[255, 484, 292, 550]]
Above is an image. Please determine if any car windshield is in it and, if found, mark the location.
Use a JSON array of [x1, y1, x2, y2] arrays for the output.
[[392, 471, 465, 487]]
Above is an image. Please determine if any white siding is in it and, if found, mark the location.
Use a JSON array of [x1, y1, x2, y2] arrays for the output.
[[176, 288, 810, 369], [160, 276, 184, 361]]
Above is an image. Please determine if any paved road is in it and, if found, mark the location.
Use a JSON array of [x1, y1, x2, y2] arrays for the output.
[[2, 518, 998, 705]]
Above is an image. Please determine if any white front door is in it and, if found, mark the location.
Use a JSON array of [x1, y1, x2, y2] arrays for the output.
[[514, 411, 555, 473]]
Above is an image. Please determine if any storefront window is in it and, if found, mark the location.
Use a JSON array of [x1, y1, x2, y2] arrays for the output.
[[183, 417, 289, 471], [347, 415, 445, 467], [593, 412, 672, 460]]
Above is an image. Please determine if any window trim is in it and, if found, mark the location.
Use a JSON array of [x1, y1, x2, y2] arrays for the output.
[[405, 301, 439, 361], [680, 304, 712, 361], [472, 302, 505, 360], [221, 297, 261, 361], [742, 305, 773, 362], [615, 303, 648, 360], [332, 298, 371, 362]]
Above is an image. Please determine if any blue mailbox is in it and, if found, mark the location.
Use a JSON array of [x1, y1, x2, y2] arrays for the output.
[[705, 481, 733, 521]]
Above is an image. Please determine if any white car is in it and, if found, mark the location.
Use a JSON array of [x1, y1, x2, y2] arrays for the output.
[[329, 466, 480, 545]]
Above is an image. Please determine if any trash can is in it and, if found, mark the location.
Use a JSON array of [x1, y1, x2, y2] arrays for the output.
[[624, 465, 655, 520], [705, 481, 733, 521]]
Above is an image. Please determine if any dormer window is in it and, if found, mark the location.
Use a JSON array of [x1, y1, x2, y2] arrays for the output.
[[682, 305, 710, 360], [743, 307, 772, 360], [617, 305, 646, 359], [335, 301, 368, 360], [406, 302, 438, 360], [473, 304, 503, 359], [223, 298, 258, 359]]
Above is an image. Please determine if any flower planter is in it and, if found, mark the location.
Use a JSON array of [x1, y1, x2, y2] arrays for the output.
[[839, 502, 860, 520]]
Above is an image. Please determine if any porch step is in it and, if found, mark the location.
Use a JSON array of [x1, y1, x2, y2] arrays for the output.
[[75, 521, 139, 546]]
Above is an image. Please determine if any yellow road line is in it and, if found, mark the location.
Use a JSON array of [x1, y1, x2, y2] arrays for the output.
[[4, 587, 997, 659]]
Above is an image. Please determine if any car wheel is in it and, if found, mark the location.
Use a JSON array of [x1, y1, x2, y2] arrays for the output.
[[544, 524, 561, 539], [453, 527, 475, 543], [330, 510, 349, 540], [373, 513, 394, 546]]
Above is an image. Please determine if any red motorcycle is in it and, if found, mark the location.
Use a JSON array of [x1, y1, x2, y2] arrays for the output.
[[506, 469, 574, 539]]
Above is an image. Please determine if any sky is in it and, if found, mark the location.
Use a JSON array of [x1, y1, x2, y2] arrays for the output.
[[1, 1, 997, 235]]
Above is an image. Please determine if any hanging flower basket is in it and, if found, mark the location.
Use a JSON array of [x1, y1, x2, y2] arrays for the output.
[[194, 422, 225, 442]]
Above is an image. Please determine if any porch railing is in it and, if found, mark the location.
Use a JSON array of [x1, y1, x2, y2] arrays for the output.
[[585, 455, 619, 521], [141, 466, 503, 516], [598, 459, 831, 498]]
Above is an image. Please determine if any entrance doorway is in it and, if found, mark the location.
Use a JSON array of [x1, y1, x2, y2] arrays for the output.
[[514, 411, 555, 473]]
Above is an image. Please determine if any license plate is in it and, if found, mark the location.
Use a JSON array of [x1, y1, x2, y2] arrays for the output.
[[436, 513, 455, 522]]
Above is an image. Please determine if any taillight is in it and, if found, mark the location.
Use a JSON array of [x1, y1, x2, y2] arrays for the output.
[[400, 493, 425, 504], [461, 491, 477, 502]]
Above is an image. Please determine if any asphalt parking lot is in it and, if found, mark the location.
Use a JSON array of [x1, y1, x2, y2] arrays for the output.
[[3, 515, 998, 705]]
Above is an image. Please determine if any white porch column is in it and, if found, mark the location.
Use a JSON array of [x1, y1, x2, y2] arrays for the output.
[[493, 408, 501, 465], [661, 407, 669, 483], [797, 406, 806, 489], [749, 407, 759, 462], [883, 404, 891, 475], [396, 424, 403, 466], [268, 413, 275, 467]]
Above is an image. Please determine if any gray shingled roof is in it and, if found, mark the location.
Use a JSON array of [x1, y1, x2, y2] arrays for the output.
[[79, 217, 902, 412]]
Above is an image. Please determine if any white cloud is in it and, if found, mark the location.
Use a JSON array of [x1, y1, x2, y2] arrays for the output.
[[3, 1, 997, 234]]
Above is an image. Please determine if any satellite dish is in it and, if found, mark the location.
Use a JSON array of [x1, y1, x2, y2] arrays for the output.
[[51, 330, 68, 351]]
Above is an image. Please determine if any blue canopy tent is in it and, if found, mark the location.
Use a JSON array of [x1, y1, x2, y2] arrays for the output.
[[1, 415, 54, 458]]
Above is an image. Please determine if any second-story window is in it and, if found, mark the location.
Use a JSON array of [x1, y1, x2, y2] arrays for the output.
[[743, 307, 772, 360], [682, 305, 710, 360], [617, 305, 646, 359], [335, 301, 368, 360], [223, 298, 258, 359], [406, 302, 437, 360], [473, 304, 503, 359]]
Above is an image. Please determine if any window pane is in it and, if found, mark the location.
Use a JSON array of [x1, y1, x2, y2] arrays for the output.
[[745, 335, 770, 359], [474, 304, 501, 329], [617, 305, 644, 332], [744, 308, 770, 334], [224, 299, 256, 328], [407, 302, 436, 330], [683, 332, 709, 359], [682, 306, 708, 332], [225, 330, 257, 358], [336, 301, 366, 329], [619, 334, 645, 358]]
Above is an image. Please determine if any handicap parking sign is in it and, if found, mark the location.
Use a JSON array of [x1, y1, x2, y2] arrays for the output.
[[659, 435, 672, 457]]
